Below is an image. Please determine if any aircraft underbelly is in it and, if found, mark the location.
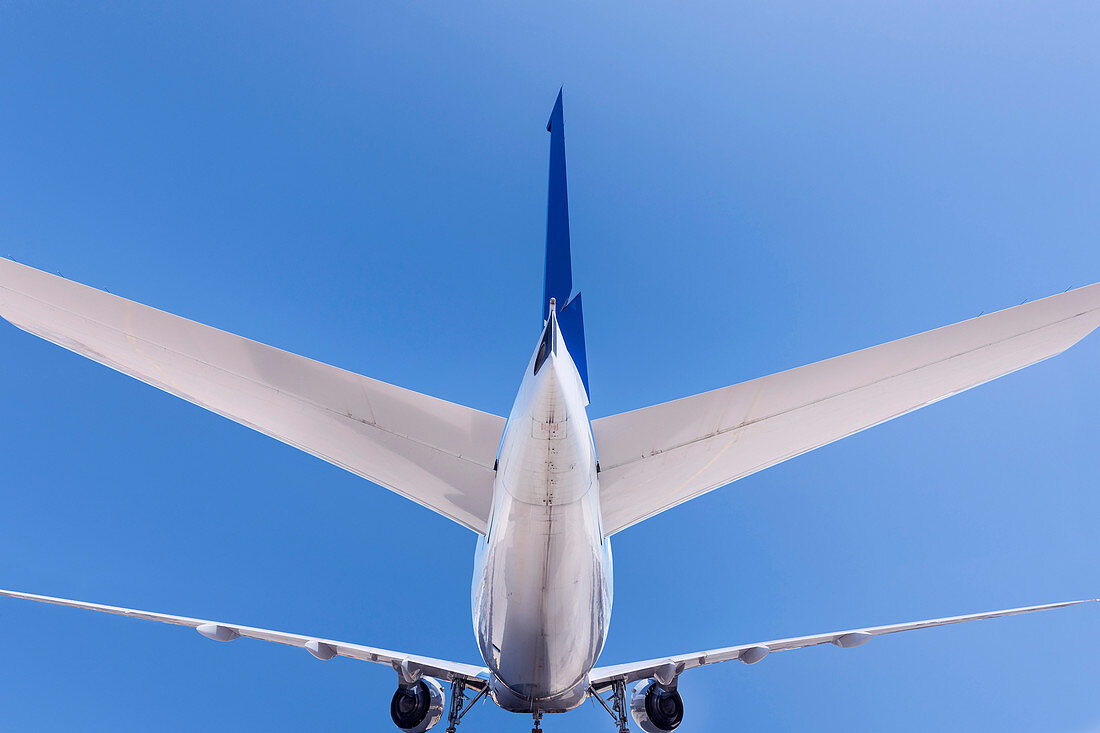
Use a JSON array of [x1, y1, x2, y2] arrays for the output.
[[478, 493, 608, 709], [472, 351, 611, 712]]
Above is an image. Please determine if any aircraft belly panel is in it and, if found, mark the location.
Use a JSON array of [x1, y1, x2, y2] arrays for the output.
[[472, 348, 610, 711]]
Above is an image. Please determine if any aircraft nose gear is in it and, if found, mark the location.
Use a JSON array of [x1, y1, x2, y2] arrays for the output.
[[589, 680, 631, 733], [531, 709, 543, 732], [443, 677, 487, 733]]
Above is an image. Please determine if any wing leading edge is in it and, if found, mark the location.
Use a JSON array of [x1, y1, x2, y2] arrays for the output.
[[594, 282, 1100, 535], [0, 258, 504, 532], [590, 598, 1096, 688]]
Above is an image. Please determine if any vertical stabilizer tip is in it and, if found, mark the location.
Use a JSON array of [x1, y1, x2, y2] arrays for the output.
[[547, 88, 564, 132]]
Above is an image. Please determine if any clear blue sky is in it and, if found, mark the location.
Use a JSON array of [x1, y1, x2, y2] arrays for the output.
[[1, 2, 1098, 731]]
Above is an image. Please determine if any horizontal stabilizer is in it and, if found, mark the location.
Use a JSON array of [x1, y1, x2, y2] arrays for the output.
[[594, 282, 1100, 535], [0, 258, 504, 533]]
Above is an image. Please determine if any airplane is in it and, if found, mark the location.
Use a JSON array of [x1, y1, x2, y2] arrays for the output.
[[1, 90, 1098, 733]]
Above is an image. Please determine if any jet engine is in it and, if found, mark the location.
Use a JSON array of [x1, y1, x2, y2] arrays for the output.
[[629, 679, 684, 733], [389, 677, 445, 733]]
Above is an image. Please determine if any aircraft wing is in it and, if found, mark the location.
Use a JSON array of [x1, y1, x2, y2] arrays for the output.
[[0, 258, 504, 533], [589, 598, 1095, 688], [0, 588, 488, 684], [593, 282, 1100, 535]]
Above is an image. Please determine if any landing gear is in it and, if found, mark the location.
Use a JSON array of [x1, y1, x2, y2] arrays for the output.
[[589, 680, 631, 733], [531, 709, 543, 733], [443, 677, 487, 733]]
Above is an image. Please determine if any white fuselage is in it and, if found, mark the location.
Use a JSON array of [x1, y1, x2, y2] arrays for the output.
[[471, 311, 612, 712]]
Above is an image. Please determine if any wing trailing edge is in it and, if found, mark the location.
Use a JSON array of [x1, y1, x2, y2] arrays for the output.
[[0, 588, 488, 684], [590, 598, 1096, 688]]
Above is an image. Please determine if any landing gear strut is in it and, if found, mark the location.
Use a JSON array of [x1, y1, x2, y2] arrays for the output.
[[531, 709, 543, 733], [590, 680, 631, 733], [443, 677, 487, 733]]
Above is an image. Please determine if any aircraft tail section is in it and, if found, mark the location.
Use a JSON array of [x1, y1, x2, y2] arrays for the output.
[[544, 88, 589, 396], [558, 292, 588, 396], [593, 281, 1100, 535], [544, 88, 572, 319]]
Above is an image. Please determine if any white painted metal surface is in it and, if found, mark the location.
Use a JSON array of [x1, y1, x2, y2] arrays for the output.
[[594, 282, 1100, 535], [588, 599, 1095, 687], [1, 256, 1098, 726], [0, 588, 487, 681], [472, 307, 611, 712], [0, 257, 504, 532]]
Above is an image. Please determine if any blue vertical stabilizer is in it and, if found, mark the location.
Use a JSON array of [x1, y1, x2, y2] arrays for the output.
[[558, 293, 589, 397], [544, 89, 572, 319], [543, 89, 589, 396]]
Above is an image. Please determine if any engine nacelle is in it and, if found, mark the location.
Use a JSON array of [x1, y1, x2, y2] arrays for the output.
[[629, 679, 684, 733], [389, 677, 445, 733]]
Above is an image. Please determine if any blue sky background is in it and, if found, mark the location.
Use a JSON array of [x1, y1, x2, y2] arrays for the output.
[[2, 2, 1099, 731]]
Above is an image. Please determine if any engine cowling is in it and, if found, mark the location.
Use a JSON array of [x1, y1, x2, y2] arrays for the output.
[[630, 679, 684, 733], [389, 677, 445, 733]]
